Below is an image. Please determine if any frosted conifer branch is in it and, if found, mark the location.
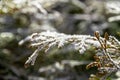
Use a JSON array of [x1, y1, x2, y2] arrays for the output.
[[19, 31, 120, 79], [19, 31, 120, 80], [19, 31, 115, 65]]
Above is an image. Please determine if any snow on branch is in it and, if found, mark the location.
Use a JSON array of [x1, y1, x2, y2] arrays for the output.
[[19, 31, 114, 64], [19, 31, 120, 79]]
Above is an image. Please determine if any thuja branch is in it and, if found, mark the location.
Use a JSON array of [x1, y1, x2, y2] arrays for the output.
[[95, 32, 120, 69], [91, 31, 120, 80], [19, 31, 120, 79]]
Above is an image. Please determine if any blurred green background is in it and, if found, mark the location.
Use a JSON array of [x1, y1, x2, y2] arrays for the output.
[[0, 0, 120, 80]]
